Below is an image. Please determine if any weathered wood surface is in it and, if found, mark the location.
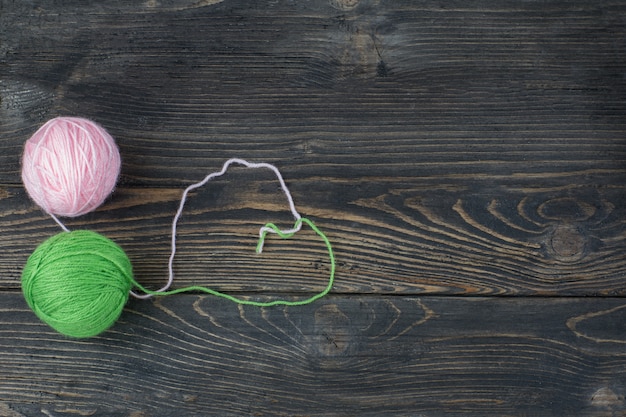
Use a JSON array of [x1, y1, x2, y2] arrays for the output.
[[1, 0, 625, 415], [3, 294, 626, 416]]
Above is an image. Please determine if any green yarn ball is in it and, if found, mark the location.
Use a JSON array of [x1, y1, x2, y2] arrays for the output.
[[22, 230, 133, 338]]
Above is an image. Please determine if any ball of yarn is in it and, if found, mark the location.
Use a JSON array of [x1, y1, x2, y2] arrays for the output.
[[22, 230, 133, 338], [21, 117, 121, 217]]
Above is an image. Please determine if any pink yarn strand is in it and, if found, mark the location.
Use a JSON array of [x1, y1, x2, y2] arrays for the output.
[[130, 158, 302, 299], [50, 213, 70, 233]]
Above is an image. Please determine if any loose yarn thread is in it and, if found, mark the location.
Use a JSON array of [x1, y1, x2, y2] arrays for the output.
[[131, 158, 318, 299], [21, 119, 335, 338], [132, 217, 334, 307], [132, 158, 335, 305]]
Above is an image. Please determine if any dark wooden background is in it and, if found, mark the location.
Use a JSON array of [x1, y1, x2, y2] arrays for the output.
[[1, 0, 626, 415]]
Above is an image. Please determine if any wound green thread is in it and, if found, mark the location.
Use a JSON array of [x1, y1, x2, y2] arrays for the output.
[[131, 217, 335, 307], [22, 230, 133, 338]]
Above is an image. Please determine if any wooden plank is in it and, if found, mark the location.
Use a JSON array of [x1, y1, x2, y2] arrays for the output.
[[1, 0, 624, 185], [1, 293, 626, 416], [1, 178, 625, 296]]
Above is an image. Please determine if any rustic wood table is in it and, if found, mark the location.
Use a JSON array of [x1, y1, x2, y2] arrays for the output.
[[1, 1, 625, 415]]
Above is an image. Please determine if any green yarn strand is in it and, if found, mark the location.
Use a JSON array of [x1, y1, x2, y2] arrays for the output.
[[131, 217, 335, 306], [22, 219, 334, 338]]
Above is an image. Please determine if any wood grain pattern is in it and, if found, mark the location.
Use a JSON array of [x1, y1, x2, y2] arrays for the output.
[[1, 178, 625, 295], [1, 0, 625, 415], [2, 294, 626, 416], [1, 1, 624, 185], [1, 176, 626, 295]]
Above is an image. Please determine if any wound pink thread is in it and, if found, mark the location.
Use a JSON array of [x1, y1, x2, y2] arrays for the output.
[[131, 158, 302, 299], [21, 117, 121, 227]]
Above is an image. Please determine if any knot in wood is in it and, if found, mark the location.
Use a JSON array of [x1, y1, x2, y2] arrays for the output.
[[549, 224, 586, 262]]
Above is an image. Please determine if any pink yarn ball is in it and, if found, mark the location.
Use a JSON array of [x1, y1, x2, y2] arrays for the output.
[[21, 117, 121, 217]]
